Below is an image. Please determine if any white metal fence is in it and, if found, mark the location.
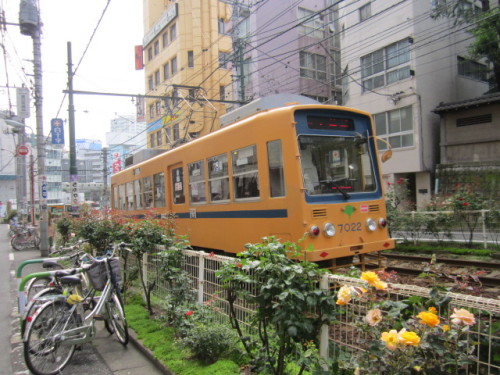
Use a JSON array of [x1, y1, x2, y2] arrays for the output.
[[390, 209, 500, 249], [142, 249, 500, 374]]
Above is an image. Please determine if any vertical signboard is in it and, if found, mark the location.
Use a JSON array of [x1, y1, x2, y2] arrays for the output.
[[51, 118, 65, 145], [16, 87, 30, 118]]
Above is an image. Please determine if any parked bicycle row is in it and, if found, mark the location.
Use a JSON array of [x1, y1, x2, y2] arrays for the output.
[[8, 220, 40, 251], [16, 240, 132, 375]]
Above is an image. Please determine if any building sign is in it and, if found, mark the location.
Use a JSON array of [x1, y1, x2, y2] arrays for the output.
[[112, 152, 121, 173], [51, 118, 65, 145], [136, 96, 145, 122], [143, 3, 178, 47], [135, 46, 144, 70], [16, 87, 30, 118]]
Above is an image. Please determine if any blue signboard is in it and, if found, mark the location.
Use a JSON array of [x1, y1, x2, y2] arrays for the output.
[[51, 118, 64, 145]]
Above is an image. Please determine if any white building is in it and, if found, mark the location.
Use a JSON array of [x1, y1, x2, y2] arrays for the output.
[[340, 0, 490, 207]]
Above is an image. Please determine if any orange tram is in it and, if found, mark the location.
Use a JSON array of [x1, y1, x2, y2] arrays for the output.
[[110, 95, 394, 269]]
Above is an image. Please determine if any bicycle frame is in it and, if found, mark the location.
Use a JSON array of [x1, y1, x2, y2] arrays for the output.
[[22, 258, 117, 346]]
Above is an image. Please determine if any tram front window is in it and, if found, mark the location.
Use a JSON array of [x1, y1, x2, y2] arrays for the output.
[[299, 135, 376, 196]]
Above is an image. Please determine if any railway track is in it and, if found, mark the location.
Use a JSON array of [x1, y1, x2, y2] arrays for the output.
[[373, 253, 500, 288]]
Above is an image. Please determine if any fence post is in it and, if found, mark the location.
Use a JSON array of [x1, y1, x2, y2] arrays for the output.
[[411, 211, 416, 245], [198, 253, 205, 304], [319, 273, 329, 365], [481, 209, 487, 249]]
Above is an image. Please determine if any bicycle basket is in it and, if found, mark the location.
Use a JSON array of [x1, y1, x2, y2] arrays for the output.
[[87, 257, 122, 291]]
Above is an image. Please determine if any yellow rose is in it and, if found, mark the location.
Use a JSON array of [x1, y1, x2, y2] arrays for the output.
[[360, 271, 380, 286], [442, 325, 450, 332], [428, 306, 437, 314], [381, 329, 399, 351], [398, 329, 420, 346], [373, 280, 388, 290], [365, 308, 383, 326], [450, 308, 476, 326], [336, 285, 352, 305], [417, 311, 440, 327]]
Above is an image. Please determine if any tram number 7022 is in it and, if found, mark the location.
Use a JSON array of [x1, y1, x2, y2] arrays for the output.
[[337, 222, 362, 232]]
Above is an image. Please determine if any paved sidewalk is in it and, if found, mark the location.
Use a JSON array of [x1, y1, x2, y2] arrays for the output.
[[3, 224, 169, 375]]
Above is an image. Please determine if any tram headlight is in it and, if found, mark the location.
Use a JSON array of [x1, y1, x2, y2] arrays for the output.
[[378, 218, 388, 228], [366, 218, 377, 232], [310, 225, 320, 237], [324, 222, 336, 237]]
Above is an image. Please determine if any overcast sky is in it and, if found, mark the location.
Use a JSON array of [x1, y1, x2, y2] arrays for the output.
[[1, 0, 145, 146]]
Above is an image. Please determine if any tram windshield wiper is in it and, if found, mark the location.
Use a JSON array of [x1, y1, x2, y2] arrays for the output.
[[320, 180, 351, 200]]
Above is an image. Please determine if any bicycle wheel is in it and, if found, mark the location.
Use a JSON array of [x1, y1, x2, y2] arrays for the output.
[[21, 288, 62, 336], [24, 300, 77, 375], [25, 275, 60, 302], [106, 291, 129, 345], [11, 235, 27, 251]]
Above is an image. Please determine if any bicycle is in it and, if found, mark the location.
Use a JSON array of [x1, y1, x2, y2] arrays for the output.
[[22, 243, 130, 375], [11, 225, 40, 250]]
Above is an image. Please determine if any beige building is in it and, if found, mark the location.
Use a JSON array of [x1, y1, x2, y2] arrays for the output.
[[142, 0, 234, 149], [340, 0, 490, 208], [434, 92, 500, 200]]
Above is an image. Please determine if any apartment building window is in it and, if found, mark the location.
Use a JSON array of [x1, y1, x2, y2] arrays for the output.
[[187, 50, 194, 68], [220, 85, 225, 100], [457, 56, 488, 82], [330, 49, 341, 86], [374, 106, 413, 150], [148, 76, 153, 91], [150, 132, 156, 148], [147, 47, 153, 61], [170, 24, 177, 42], [361, 38, 412, 92], [163, 62, 169, 80], [173, 123, 180, 140], [149, 104, 155, 119], [298, 7, 324, 38], [219, 52, 230, 69], [156, 130, 162, 146], [153, 40, 159, 56], [154, 70, 160, 86], [359, 3, 371, 22], [218, 18, 225, 34], [162, 31, 169, 48], [171, 56, 177, 75], [300, 51, 327, 81], [155, 101, 161, 116]]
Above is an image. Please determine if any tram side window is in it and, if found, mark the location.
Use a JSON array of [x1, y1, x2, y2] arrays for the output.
[[143, 176, 153, 209], [134, 179, 143, 209], [119, 185, 126, 210], [232, 145, 259, 200], [126, 182, 135, 210], [208, 153, 229, 202], [153, 172, 165, 207], [113, 186, 119, 209], [188, 160, 206, 204], [172, 167, 185, 204], [267, 140, 285, 197]]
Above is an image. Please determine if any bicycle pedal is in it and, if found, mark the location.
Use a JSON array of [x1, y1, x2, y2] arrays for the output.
[[94, 315, 104, 321]]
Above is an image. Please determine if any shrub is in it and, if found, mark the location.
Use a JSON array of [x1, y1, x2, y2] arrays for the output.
[[180, 323, 238, 364]]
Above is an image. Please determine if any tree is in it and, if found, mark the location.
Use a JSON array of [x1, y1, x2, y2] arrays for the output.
[[432, 0, 500, 92]]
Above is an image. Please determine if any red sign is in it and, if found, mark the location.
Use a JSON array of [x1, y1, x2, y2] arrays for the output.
[[17, 145, 29, 156]]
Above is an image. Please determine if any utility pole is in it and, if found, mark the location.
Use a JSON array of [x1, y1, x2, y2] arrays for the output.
[[67, 42, 79, 214], [102, 147, 108, 212], [19, 0, 49, 255]]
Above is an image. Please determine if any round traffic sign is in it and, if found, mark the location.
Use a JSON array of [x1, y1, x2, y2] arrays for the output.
[[17, 145, 29, 156]]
